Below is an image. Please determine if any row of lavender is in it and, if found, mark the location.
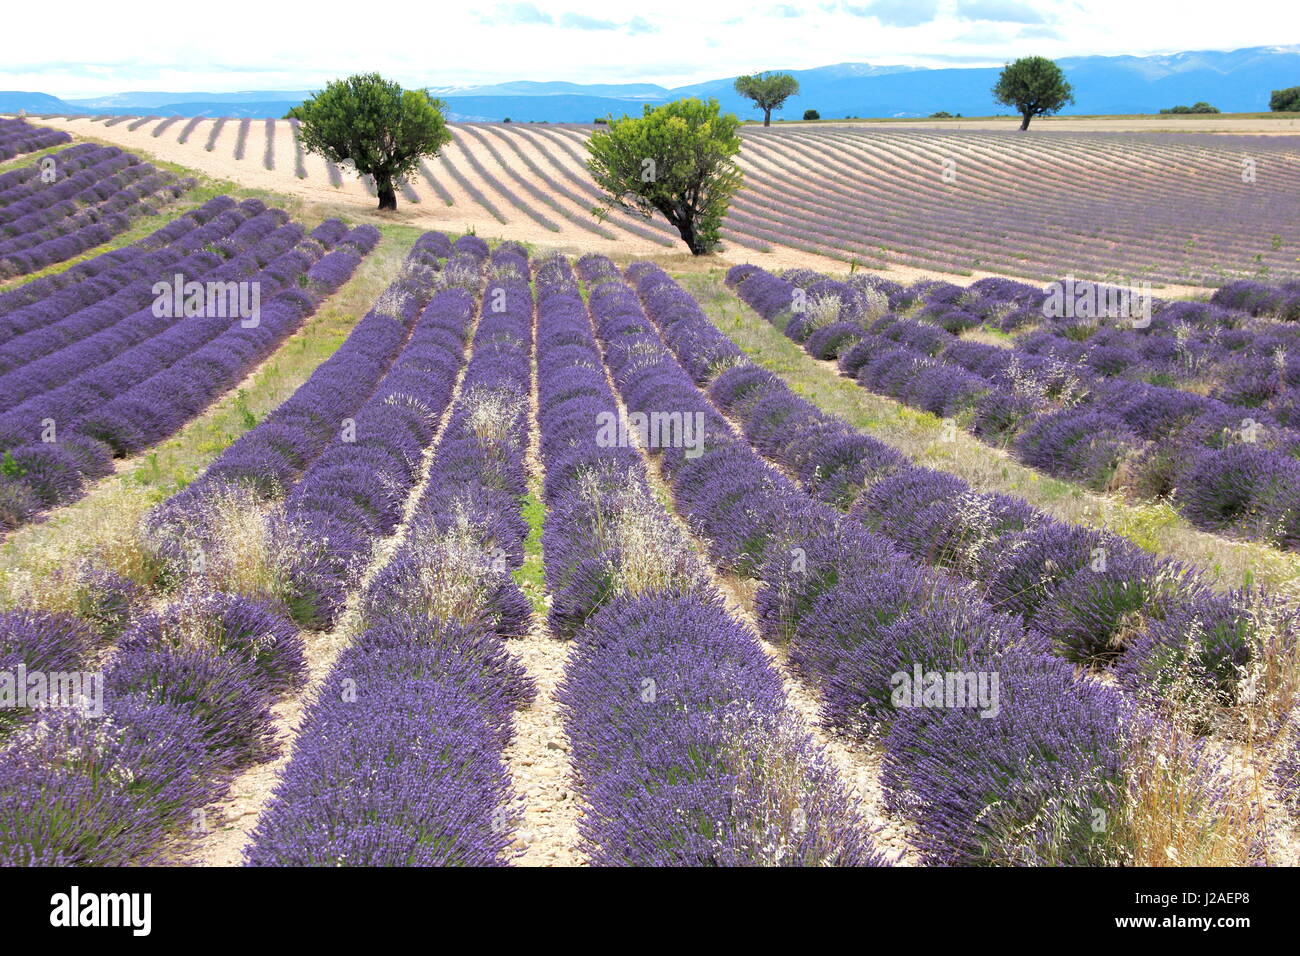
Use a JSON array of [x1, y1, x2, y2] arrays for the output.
[[0, 118, 69, 161], [595, 252, 1144, 858], [0, 144, 175, 236], [0, 232, 479, 865], [734, 128, 1300, 284], [542, 253, 881, 865], [1014, 307, 1300, 429], [584, 254, 1247, 864], [890, 274, 1300, 432], [727, 265, 1300, 552], [618, 254, 1279, 868], [142, 232, 478, 624], [1, 214, 205, 344], [854, 276, 1300, 493], [0, 142, 193, 277], [592, 251, 1149, 863], [246, 238, 537, 865], [1, 197, 298, 402], [0, 199, 378, 536], [0, 234, 460, 733], [1211, 279, 1300, 324], [0, 587, 309, 864], [636, 262, 1297, 726], [150, 231, 468, 618], [0, 200, 222, 318]]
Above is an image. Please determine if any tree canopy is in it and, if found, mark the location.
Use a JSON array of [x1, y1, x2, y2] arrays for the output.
[[287, 73, 452, 210], [586, 98, 744, 255], [734, 72, 800, 127], [1270, 86, 1300, 112], [992, 57, 1075, 131], [1159, 102, 1220, 114]]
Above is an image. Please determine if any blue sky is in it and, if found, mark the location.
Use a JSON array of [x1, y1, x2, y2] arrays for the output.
[[3, 0, 1296, 97]]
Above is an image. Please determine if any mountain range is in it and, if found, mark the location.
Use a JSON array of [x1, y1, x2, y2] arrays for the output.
[[2, 46, 1298, 122]]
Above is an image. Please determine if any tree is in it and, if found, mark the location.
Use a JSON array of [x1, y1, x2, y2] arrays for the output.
[[287, 74, 452, 210], [587, 98, 743, 255], [1160, 102, 1220, 114], [803, 109, 820, 121], [734, 72, 800, 127], [1270, 86, 1300, 112], [992, 56, 1075, 131]]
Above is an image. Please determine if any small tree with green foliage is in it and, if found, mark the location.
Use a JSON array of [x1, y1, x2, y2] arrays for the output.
[[1160, 102, 1220, 114], [734, 72, 800, 127], [587, 98, 743, 255], [1270, 87, 1300, 112], [992, 56, 1075, 131], [803, 109, 820, 121], [287, 73, 452, 210]]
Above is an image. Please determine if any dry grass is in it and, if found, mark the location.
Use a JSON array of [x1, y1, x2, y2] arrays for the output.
[[1120, 723, 1264, 866], [609, 486, 698, 597], [801, 293, 843, 332], [567, 465, 699, 598], [182, 486, 297, 606], [463, 386, 525, 446], [715, 707, 868, 865], [0, 484, 161, 608], [359, 513, 504, 630], [1106, 602, 1295, 865], [959, 327, 1017, 350]]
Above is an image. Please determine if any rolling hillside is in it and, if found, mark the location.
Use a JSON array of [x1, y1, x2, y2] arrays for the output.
[[30, 113, 1300, 287]]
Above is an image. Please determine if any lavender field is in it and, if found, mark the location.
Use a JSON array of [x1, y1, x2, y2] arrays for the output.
[[2, 100, 1300, 880], [30, 113, 1300, 287]]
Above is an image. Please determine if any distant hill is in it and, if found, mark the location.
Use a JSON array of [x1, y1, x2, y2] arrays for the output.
[[0, 91, 79, 114], [4, 45, 1299, 121], [64, 90, 319, 109]]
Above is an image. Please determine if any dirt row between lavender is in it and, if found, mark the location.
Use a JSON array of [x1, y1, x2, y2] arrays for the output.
[[501, 285, 585, 867]]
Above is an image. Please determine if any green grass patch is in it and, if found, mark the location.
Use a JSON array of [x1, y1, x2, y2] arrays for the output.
[[514, 481, 548, 616]]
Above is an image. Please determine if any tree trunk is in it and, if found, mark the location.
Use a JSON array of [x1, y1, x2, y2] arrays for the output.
[[673, 217, 704, 255], [763, 108, 772, 128], [375, 174, 397, 211], [1020, 111, 1032, 131]]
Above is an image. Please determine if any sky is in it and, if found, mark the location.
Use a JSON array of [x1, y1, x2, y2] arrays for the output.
[[3, 0, 1297, 97]]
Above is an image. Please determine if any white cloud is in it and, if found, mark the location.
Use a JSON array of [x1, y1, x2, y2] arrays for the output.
[[488, 3, 554, 25], [1018, 24, 1064, 38], [843, 0, 942, 27], [956, 0, 1047, 24], [0, 0, 1290, 97]]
